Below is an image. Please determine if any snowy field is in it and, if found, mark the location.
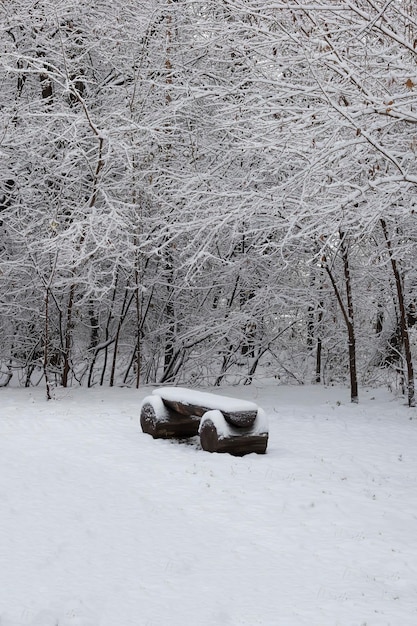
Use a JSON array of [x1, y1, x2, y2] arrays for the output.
[[1, 382, 417, 626]]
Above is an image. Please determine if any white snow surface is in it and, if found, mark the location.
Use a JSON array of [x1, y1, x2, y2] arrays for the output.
[[152, 386, 259, 412], [1, 382, 417, 626]]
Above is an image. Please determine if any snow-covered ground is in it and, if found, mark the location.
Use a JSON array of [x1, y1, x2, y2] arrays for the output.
[[1, 382, 417, 626]]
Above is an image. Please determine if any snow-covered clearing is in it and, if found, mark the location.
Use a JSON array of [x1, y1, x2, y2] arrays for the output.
[[1, 382, 417, 626]]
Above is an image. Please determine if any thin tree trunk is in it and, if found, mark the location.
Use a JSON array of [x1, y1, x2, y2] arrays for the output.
[[163, 298, 175, 379], [99, 271, 120, 386], [315, 300, 324, 383], [339, 229, 358, 403], [323, 231, 358, 403], [307, 304, 315, 350], [134, 262, 142, 389], [307, 269, 316, 350], [88, 303, 99, 349], [44, 287, 52, 400], [162, 253, 176, 382], [123, 285, 154, 386], [160, 347, 183, 384], [315, 335, 322, 384], [61, 284, 75, 388], [380, 219, 415, 407], [109, 290, 135, 387], [243, 321, 299, 384], [215, 343, 238, 387]]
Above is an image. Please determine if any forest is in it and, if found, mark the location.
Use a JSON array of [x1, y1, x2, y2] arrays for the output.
[[1, 0, 417, 403]]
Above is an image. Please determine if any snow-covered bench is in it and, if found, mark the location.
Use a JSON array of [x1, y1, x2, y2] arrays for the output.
[[140, 387, 268, 456]]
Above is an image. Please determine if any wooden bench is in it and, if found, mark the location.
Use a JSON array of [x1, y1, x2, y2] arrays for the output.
[[140, 387, 268, 456]]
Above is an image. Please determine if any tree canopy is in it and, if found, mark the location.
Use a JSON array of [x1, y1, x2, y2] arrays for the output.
[[1, 0, 416, 402]]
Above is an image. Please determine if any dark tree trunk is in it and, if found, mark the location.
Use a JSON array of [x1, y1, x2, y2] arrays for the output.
[[340, 230, 358, 403], [314, 299, 324, 384], [323, 231, 358, 403], [134, 265, 142, 389], [109, 289, 134, 387], [307, 304, 315, 350], [61, 284, 75, 388], [316, 336, 322, 384], [88, 304, 99, 349], [44, 288, 52, 400], [380, 219, 415, 407]]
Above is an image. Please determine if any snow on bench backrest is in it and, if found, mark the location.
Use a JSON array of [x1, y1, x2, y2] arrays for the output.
[[152, 387, 259, 428]]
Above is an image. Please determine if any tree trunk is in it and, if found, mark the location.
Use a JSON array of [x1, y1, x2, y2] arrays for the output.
[[323, 231, 358, 403], [316, 335, 322, 384], [61, 284, 75, 388], [109, 289, 135, 387], [134, 267, 142, 389], [339, 230, 358, 403], [380, 219, 415, 407], [44, 287, 52, 400]]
